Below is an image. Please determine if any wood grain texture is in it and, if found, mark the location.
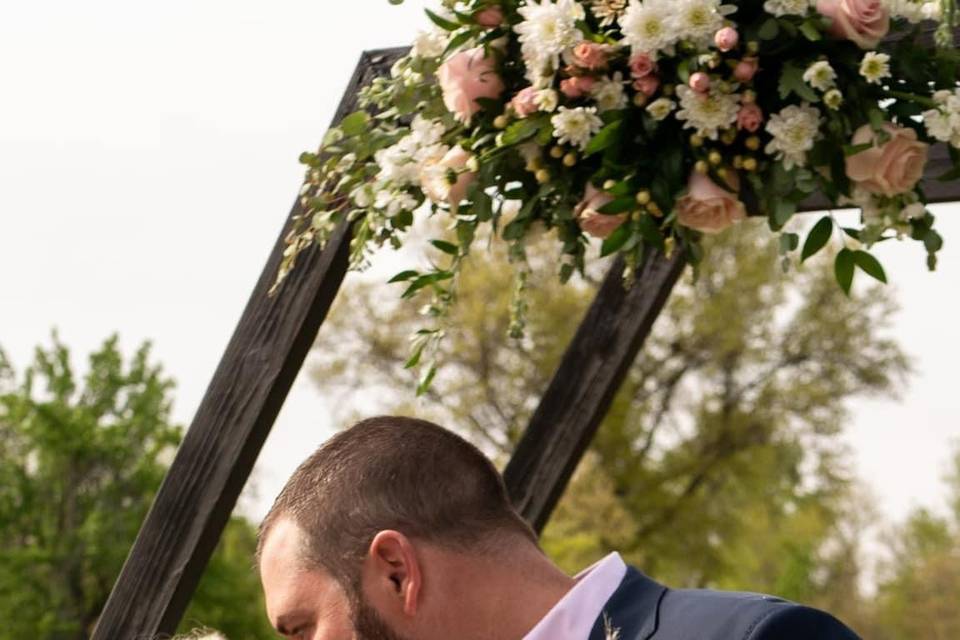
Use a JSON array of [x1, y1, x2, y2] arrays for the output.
[[91, 49, 402, 640], [503, 250, 688, 534]]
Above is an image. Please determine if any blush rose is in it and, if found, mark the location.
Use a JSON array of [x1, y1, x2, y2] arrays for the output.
[[474, 6, 505, 28], [575, 184, 626, 239], [816, 0, 890, 49], [572, 42, 609, 70], [736, 103, 763, 132], [676, 171, 747, 234], [437, 47, 505, 123], [845, 123, 929, 197]]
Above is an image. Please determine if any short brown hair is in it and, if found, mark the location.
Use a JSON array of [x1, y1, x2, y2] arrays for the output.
[[257, 416, 535, 591]]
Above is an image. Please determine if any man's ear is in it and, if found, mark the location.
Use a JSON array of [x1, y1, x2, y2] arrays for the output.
[[367, 530, 422, 616]]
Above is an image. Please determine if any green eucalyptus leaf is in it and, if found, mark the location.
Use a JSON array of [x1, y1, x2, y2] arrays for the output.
[[431, 239, 459, 255], [340, 111, 370, 137], [853, 250, 887, 283], [835, 248, 855, 295], [424, 8, 460, 31], [801, 216, 833, 262], [584, 119, 624, 156], [600, 224, 632, 256]]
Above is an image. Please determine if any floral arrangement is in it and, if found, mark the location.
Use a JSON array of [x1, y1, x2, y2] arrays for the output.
[[278, 0, 959, 391]]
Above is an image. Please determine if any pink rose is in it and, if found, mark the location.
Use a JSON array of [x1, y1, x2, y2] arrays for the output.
[[629, 53, 656, 78], [572, 42, 609, 70], [511, 86, 539, 117], [714, 27, 740, 52], [816, 0, 890, 49], [474, 6, 505, 28], [575, 184, 626, 239], [676, 171, 746, 234], [421, 146, 477, 209], [689, 72, 711, 93], [733, 57, 759, 83], [438, 47, 505, 123], [845, 123, 929, 196], [633, 74, 660, 96], [736, 103, 764, 132], [560, 76, 596, 98]]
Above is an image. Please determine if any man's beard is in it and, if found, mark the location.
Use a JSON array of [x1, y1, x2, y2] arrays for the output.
[[351, 591, 414, 640]]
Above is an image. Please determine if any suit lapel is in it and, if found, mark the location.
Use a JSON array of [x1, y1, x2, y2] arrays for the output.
[[587, 567, 667, 640]]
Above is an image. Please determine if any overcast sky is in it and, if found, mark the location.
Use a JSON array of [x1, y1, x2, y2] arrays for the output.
[[2, 0, 958, 530]]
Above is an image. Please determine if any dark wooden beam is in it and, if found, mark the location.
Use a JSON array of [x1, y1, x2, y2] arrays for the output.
[[91, 50, 401, 640], [503, 250, 688, 534]]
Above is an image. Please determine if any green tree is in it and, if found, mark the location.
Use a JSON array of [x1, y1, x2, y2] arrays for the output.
[[0, 334, 272, 639], [312, 221, 908, 610], [871, 445, 960, 640]]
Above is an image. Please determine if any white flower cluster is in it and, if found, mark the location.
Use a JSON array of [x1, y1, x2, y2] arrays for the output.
[[411, 28, 449, 59], [887, 0, 941, 23], [922, 88, 960, 148], [365, 115, 449, 215], [620, 0, 735, 56], [763, 0, 812, 17], [551, 106, 604, 149], [675, 85, 741, 139], [764, 104, 823, 169], [515, 0, 585, 83]]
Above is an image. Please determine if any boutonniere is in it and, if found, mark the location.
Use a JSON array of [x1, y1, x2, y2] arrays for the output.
[[603, 612, 621, 640]]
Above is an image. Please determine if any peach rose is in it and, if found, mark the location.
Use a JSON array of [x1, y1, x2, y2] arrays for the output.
[[676, 171, 746, 234], [575, 184, 626, 239], [689, 72, 711, 93], [845, 123, 929, 196], [572, 42, 609, 70], [438, 47, 505, 123], [629, 53, 656, 78], [511, 86, 539, 117], [733, 57, 759, 83], [736, 103, 763, 132], [714, 27, 740, 52], [816, 0, 889, 49], [421, 146, 477, 209], [560, 76, 596, 98], [474, 6, 505, 28], [633, 74, 660, 96]]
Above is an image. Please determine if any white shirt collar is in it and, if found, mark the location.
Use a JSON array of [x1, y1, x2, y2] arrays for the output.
[[522, 552, 628, 640]]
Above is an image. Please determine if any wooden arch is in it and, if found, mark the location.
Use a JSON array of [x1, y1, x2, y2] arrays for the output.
[[93, 40, 958, 639]]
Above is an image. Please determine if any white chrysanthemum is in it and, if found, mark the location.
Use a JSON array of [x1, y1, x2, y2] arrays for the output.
[[764, 103, 822, 169], [551, 106, 604, 149], [646, 96, 677, 120], [411, 28, 448, 59], [763, 0, 811, 16], [674, 0, 729, 46], [619, 0, 678, 56], [592, 73, 629, 112], [515, 0, 585, 80], [824, 88, 844, 110], [803, 61, 837, 91], [859, 52, 891, 84], [675, 85, 740, 139]]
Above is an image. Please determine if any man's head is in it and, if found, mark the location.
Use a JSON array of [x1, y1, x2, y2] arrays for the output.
[[257, 416, 540, 640]]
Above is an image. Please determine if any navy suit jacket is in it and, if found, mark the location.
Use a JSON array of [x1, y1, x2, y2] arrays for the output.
[[586, 567, 861, 640]]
